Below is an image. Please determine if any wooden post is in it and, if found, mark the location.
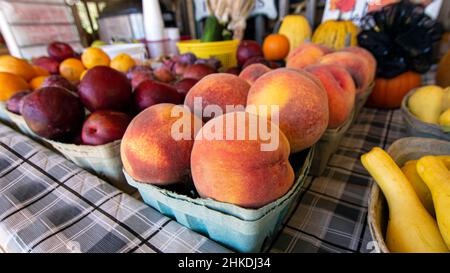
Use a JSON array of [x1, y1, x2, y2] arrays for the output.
[[186, 0, 197, 39], [255, 15, 265, 45], [279, 0, 289, 19], [306, 0, 317, 27], [70, 4, 89, 47]]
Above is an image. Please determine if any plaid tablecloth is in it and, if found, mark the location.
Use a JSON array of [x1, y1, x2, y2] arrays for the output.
[[0, 126, 230, 253], [267, 108, 405, 253]]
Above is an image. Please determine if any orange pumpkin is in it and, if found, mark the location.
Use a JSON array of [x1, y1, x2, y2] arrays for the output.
[[367, 71, 422, 109]]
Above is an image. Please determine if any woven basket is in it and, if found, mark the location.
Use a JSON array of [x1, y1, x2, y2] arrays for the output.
[[368, 137, 450, 253], [401, 89, 450, 141]]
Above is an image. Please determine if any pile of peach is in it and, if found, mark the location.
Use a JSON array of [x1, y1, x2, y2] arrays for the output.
[[122, 42, 377, 209]]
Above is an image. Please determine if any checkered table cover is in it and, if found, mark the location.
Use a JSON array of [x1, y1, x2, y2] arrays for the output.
[[0, 126, 230, 253], [0, 71, 436, 253]]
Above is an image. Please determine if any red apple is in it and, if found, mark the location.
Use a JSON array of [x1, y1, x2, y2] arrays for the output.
[[173, 62, 188, 76], [21, 86, 85, 141], [242, 56, 271, 69], [79, 66, 132, 112], [6, 90, 31, 114], [47, 41, 75, 62], [32, 56, 60, 75], [153, 66, 175, 83], [182, 64, 216, 80], [127, 65, 153, 89], [174, 78, 198, 98], [42, 75, 77, 93], [81, 111, 132, 145], [225, 67, 241, 75], [133, 80, 182, 112], [237, 40, 263, 67]]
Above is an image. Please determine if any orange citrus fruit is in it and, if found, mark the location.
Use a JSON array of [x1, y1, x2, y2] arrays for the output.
[[59, 58, 86, 82], [30, 76, 48, 90], [80, 70, 88, 81], [0, 72, 30, 101], [110, 53, 136, 73], [0, 55, 36, 81], [33, 65, 50, 77], [263, 34, 290, 61], [81, 47, 110, 69]]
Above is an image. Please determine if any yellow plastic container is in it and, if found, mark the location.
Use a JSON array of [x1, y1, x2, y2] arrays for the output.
[[177, 39, 239, 69]]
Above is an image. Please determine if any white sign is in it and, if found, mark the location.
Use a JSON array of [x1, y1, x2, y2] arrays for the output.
[[322, 0, 443, 24], [194, 0, 278, 21]]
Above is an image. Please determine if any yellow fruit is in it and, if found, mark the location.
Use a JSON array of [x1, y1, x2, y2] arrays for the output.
[[33, 65, 50, 77], [408, 85, 444, 124], [402, 160, 434, 216], [0, 55, 36, 81], [0, 72, 30, 101], [439, 109, 450, 127], [278, 15, 311, 55], [417, 156, 450, 249], [81, 47, 110, 69], [30, 76, 47, 90], [59, 58, 85, 82], [80, 70, 88, 81], [361, 147, 448, 253], [312, 20, 359, 50], [442, 87, 450, 111], [110, 53, 136, 73], [437, 156, 450, 169]]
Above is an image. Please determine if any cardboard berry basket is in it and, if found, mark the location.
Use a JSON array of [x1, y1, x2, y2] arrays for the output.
[[0, 102, 18, 129], [309, 83, 374, 176], [354, 82, 374, 123], [368, 137, 450, 253], [309, 109, 355, 176], [401, 89, 450, 142], [124, 147, 314, 253], [3, 109, 133, 193]]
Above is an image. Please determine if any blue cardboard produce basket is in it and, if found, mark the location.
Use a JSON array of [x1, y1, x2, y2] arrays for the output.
[[124, 148, 314, 253]]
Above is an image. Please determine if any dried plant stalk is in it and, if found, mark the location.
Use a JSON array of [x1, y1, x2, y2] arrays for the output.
[[206, 0, 255, 40]]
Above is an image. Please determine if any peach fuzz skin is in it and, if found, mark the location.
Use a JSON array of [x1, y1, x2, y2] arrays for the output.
[[184, 73, 251, 122], [319, 51, 372, 94], [305, 64, 356, 129], [191, 111, 294, 209], [286, 43, 333, 70], [121, 103, 202, 185], [246, 68, 329, 153], [239, 63, 272, 85], [342, 46, 377, 83]]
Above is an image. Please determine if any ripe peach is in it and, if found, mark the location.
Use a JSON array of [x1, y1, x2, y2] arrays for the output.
[[246, 68, 329, 153], [319, 51, 372, 94], [184, 73, 251, 122], [239, 63, 271, 85], [305, 64, 356, 128], [342, 46, 377, 83], [286, 43, 332, 70], [121, 103, 202, 185], [191, 111, 294, 208]]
